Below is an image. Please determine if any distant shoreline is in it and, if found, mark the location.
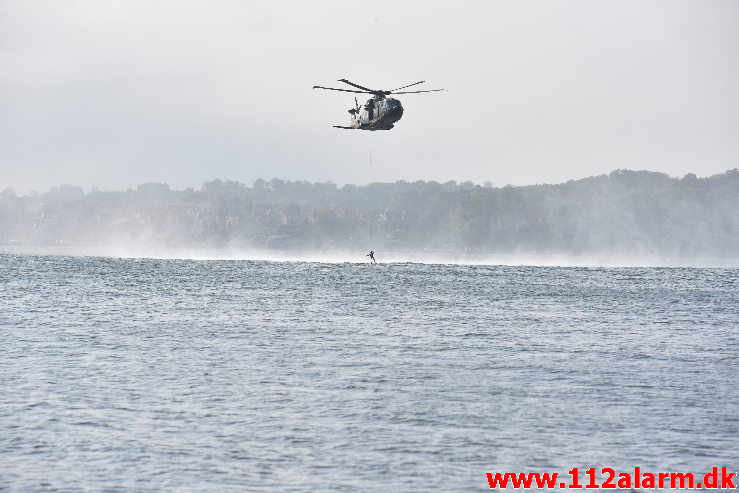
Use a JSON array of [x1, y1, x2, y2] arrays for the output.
[[3, 170, 737, 265]]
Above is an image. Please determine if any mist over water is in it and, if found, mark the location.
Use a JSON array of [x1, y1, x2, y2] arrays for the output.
[[1, 244, 736, 269], [1, 254, 737, 491], [2, 169, 737, 267]]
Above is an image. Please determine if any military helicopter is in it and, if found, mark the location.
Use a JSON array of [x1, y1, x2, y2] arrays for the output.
[[312, 78, 444, 130]]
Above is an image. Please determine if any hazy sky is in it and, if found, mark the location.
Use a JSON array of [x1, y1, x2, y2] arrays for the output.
[[1, 0, 738, 192]]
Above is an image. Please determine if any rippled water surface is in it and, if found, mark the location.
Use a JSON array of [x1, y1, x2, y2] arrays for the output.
[[1, 254, 738, 491]]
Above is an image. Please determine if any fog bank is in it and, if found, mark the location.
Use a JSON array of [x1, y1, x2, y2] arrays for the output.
[[1, 169, 737, 267]]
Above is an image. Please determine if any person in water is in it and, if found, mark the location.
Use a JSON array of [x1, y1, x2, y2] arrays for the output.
[[367, 251, 376, 264]]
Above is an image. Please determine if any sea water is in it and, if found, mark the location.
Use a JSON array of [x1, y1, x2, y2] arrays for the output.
[[1, 254, 737, 491]]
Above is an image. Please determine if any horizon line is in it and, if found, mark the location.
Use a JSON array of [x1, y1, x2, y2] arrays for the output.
[[3, 167, 737, 196]]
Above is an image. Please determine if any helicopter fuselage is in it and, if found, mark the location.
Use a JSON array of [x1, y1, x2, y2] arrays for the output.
[[346, 96, 404, 130], [313, 78, 443, 130]]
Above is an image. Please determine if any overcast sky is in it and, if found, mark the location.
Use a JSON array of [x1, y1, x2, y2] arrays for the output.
[[1, 0, 738, 193]]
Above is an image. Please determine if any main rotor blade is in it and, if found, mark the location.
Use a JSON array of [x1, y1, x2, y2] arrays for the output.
[[390, 81, 425, 92], [313, 85, 373, 94], [392, 89, 445, 94], [338, 79, 375, 92]]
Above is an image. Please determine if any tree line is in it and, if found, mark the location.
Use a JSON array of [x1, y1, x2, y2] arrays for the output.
[[1, 169, 737, 260]]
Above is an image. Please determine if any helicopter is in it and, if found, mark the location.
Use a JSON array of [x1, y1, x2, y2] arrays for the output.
[[312, 79, 444, 130]]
